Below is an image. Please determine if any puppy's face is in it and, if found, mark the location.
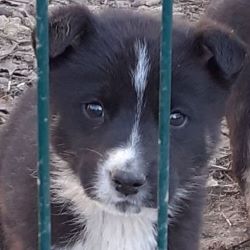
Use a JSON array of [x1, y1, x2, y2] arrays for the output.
[[47, 6, 246, 215], [50, 19, 160, 213]]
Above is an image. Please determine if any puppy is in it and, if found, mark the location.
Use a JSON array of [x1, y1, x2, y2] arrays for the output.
[[204, 0, 250, 215], [0, 4, 246, 250]]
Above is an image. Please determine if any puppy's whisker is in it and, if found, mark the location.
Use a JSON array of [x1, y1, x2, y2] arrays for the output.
[[82, 148, 104, 159]]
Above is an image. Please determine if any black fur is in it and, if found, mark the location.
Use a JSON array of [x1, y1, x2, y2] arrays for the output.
[[0, 4, 246, 250]]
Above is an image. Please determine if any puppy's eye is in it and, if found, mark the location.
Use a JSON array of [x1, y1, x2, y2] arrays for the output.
[[83, 102, 104, 121], [170, 112, 187, 127]]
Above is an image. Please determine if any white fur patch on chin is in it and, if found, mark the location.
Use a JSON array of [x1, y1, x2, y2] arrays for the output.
[[51, 152, 157, 250]]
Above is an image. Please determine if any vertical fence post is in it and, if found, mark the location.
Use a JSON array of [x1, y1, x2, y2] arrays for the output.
[[157, 0, 173, 249], [36, 0, 51, 249]]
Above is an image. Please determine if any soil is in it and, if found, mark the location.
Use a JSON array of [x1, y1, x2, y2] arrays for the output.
[[0, 0, 249, 249]]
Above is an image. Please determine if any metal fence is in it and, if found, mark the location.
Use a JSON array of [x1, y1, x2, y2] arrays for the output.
[[35, 0, 172, 249], [36, 0, 51, 248]]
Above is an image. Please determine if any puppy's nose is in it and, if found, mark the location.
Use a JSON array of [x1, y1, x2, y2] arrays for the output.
[[111, 170, 146, 196]]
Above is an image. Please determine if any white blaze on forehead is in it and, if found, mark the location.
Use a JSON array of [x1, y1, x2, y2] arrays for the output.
[[131, 40, 150, 147], [97, 41, 150, 175], [133, 40, 150, 103]]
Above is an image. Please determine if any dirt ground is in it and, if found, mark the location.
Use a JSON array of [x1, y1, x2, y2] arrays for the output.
[[0, 0, 249, 249]]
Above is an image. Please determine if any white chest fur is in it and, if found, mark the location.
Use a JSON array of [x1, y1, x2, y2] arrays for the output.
[[55, 207, 157, 250], [83, 207, 156, 250]]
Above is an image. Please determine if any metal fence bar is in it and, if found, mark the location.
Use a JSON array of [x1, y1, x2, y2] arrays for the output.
[[36, 0, 51, 249], [157, 0, 173, 249]]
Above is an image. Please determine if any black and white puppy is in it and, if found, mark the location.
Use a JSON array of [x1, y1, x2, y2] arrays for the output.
[[0, 4, 246, 250]]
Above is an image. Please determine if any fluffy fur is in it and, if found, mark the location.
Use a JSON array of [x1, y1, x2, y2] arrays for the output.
[[51, 152, 157, 250], [0, 4, 246, 250]]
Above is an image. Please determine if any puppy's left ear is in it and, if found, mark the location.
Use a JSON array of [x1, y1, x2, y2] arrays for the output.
[[194, 19, 247, 83]]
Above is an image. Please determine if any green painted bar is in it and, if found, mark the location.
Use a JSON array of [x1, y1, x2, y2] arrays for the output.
[[36, 0, 51, 249], [157, 0, 173, 249]]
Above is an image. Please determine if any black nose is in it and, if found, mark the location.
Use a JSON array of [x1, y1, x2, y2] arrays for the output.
[[111, 170, 146, 196]]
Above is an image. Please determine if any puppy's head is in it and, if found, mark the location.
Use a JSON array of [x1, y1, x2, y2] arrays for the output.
[[32, 6, 246, 217]]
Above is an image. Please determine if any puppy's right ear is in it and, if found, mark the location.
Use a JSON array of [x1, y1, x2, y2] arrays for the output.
[[32, 5, 94, 58]]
